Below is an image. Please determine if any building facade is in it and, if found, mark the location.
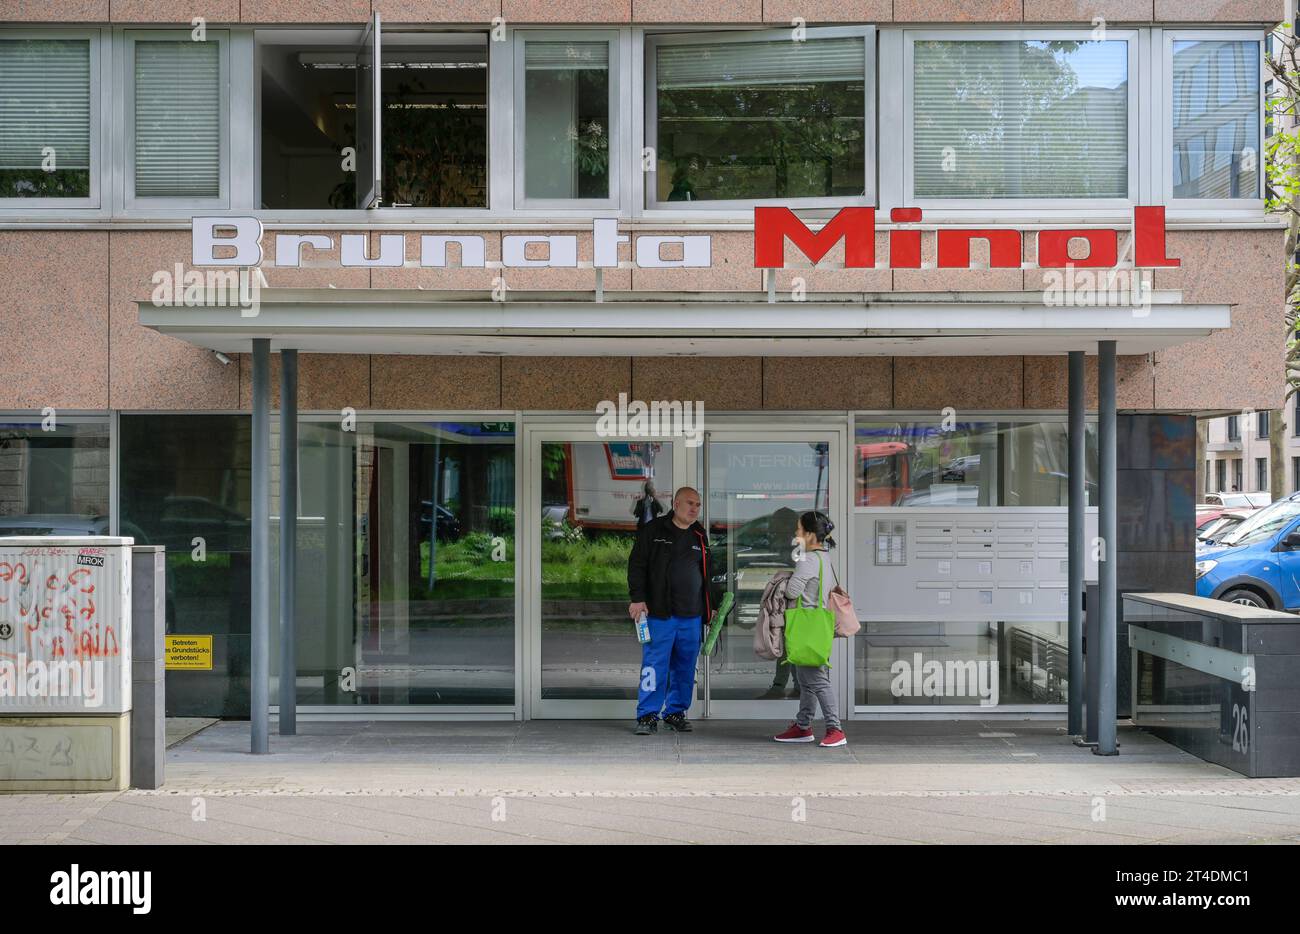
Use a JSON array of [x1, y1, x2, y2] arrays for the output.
[[1203, 399, 1300, 499], [0, 0, 1284, 724]]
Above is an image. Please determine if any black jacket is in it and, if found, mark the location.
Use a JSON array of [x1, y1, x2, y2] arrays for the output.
[[627, 512, 716, 621], [631, 494, 665, 529]]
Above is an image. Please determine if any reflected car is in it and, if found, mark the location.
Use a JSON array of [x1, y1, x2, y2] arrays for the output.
[[418, 500, 462, 542], [1197, 509, 1252, 546], [941, 455, 981, 482], [157, 495, 250, 556], [541, 504, 570, 539]]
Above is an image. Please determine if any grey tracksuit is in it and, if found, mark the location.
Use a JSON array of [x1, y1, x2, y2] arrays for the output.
[[784, 548, 841, 731]]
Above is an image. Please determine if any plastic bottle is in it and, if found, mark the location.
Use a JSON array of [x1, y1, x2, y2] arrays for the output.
[[635, 611, 651, 644]]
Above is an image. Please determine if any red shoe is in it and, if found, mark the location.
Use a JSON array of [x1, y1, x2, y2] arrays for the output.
[[820, 727, 847, 747], [773, 722, 815, 743]]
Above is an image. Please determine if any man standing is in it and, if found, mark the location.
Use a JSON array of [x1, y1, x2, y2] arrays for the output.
[[627, 486, 713, 734], [631, 479, 664, 530]]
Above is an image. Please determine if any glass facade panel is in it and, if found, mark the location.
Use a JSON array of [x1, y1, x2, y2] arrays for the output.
[[855, 420, 1097, 507], [703, 440, 832, 701], [283, 420, 515, 706], [854, 620, 1068, 706], [539, 441, 671, 700], [0, 418, 110, 531], [119, 415, 251, 718]]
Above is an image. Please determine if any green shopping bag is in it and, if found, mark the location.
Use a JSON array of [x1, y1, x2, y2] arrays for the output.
[[783, 555, 834, 667]]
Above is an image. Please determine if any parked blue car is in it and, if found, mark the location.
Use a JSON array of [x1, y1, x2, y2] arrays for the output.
[[1196, 493, 1300, 610]]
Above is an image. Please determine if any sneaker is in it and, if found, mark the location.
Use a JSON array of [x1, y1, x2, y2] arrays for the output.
[[634, 715, 658, 735], [662, 712, 693, 732], [820, 727, 847, 747], [757, 685, 787, 700], [773, 722, 815, 743]]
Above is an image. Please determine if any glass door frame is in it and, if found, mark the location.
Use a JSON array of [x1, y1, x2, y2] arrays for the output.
[[520, 422, 693, 719], [693, 424, 849, 721]]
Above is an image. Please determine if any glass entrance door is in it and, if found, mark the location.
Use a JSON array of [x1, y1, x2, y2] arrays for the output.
[[700, 432, 847, 718], [523, 428, 693, 718], [521, 423, 845, 720]]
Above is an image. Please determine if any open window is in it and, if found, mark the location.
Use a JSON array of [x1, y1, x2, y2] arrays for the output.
[[356, 13, 380, 209], [645, 26, 874, 210], [258, 20, 488, 211]]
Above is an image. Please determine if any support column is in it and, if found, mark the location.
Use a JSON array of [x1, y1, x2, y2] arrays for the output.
[[1067, 350, 1085, 736], [1096, 340, 1119, 756], [279, 349, 298, 736], [251, 339, 270, 754]]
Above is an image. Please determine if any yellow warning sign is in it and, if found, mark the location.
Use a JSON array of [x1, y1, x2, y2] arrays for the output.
[[165, 635, 213, 670]]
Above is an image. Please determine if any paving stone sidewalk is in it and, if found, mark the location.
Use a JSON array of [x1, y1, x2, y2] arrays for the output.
[[4, 720, 1300, 844]]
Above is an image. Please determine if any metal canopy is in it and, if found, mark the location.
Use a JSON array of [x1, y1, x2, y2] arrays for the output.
[[138, 288, 1230, 356]]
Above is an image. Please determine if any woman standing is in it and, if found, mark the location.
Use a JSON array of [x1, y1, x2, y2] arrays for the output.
[[772, 511, 846, 748]]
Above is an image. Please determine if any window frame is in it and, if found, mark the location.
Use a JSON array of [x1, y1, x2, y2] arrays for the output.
[[1161, 28, 1265, 213], [512, 29, 621, 212], [252, 25, 493, 221], [643, 24, 876, 212], [123, 27, 231, 213], [901, 27, 1140, 211], [0, 27, 105, 211]]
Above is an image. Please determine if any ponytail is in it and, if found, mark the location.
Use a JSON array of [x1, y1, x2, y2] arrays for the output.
[[799, 511, 836, 549]]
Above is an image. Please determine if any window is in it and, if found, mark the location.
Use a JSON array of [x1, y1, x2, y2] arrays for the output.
[[1168, 35, 1261, 201], [297, 420, 515, 707], [1258, 410, 1269, 438], [1233, 458, 1243, 492], [856, 620, 1066, 706], [259, 27, 487, 210], [0, 32, 98, 205], [128, 30, 228, 206], [1256, 457, 1268, 493], [908, 33, 1132, 201], [515, 32, 617, 208], [1292, 456, 1299, 493], [0, 418, 109, 528], [1205, 460, 1212, 492], [120, 415, 249, 717], [1215, 458, 1226, 492], [1227, 415, 1240, 441], [259, 34, 359, 210], [855, 420, 1096, 507], [647, 27, 872, 208]]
